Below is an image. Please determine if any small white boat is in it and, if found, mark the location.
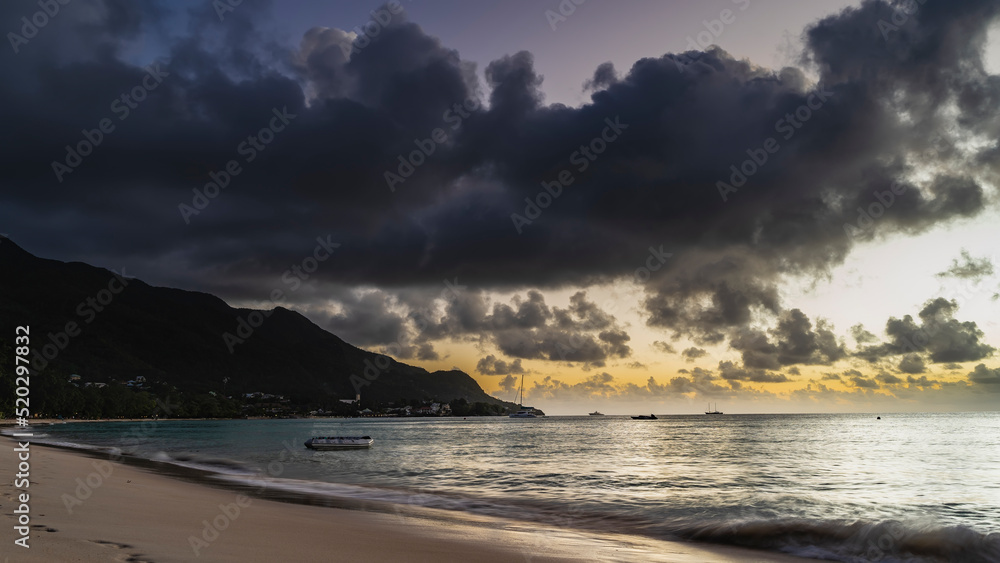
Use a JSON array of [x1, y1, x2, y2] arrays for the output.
[[304, 436, 373, 450]]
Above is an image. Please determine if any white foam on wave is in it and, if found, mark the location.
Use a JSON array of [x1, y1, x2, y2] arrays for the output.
[[3, 429, 121, 456], [211, 472, 492, 514], [147, 451, 260, 476]]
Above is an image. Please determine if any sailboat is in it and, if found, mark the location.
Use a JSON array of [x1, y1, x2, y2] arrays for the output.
[[508, 373, 538, 418], [705, 403, 723, 415]]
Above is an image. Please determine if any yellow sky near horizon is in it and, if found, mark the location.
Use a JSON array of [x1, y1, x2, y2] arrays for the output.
[[402, 208, 1000, 415]]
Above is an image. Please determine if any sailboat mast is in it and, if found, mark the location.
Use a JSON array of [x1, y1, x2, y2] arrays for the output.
[[519, 373, 525, 406]]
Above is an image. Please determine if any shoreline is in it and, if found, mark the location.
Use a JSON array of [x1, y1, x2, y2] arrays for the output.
[[1, 437, 816, 562]]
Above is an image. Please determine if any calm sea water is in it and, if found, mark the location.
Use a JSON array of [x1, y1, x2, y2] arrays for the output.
[[27, 413, 1000, 562]]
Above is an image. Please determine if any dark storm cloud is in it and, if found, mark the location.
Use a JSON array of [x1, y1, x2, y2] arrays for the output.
[[644, 256, 782, 345], [968, 364, 1000, 389], [552, 291, 615, 331], [652, 341, 677, 354], [582, 61, 618, 92], [497, 374, 518, 393], [487, 290, 552, 330], [660, 367, 736, 396], [493, 329, 608, 364], [523, 365, 782, 401], [897, 353, 926, 374], [729, 309, 846, 369], [876, 372, 903, 385], [476, 354, 526, 376], [936, 250, 995, 281], [849, 375, 880, 389], [907, 375, 939, 388], [717, 361, 790, 383], [850, 324, 879, 345], [681, 347, 706, 362], [3, 0, 1000, 352], [412, 342, 440, 361], [857, 298, 995, 363], [311, 287, 630, 365], [532, 372, 618, 399], [478, 292, 631, 364], [319, 290, 407, 346], [598, 329, 631, 358]]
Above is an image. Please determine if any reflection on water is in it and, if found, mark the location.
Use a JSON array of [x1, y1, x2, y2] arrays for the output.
[[37, 412, 1000, 561]]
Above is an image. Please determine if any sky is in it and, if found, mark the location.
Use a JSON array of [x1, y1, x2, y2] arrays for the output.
[[2, 0, 1000, 414]]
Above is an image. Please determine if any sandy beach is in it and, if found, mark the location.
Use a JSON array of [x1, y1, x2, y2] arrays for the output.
[[0, 436, 816, 563]]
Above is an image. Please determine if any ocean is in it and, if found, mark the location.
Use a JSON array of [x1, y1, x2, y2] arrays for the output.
[[22, 412, 1000, 562]]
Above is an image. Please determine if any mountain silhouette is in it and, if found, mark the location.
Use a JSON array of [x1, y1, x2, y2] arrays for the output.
[[0, 238, 511, 408]]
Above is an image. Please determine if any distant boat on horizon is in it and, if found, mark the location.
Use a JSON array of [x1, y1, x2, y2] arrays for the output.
[[705, 403, 724, 415], [588, 411, 605, 416], [631, 414, 657, 420]]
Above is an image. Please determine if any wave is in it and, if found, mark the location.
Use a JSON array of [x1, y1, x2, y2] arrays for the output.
[[3, 427, 124, 456], [11, 432, 999, 562], [201, 469, 1000, 562], [4, 426, 259, 476], [147, 451, 260, 476], [678, 518, 1000, 562]]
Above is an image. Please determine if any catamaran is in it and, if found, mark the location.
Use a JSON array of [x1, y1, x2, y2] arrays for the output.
[[508, 373, 538, 418]]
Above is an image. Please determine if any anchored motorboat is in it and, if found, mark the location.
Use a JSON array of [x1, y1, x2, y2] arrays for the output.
[[304, 436, 373, 450]]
